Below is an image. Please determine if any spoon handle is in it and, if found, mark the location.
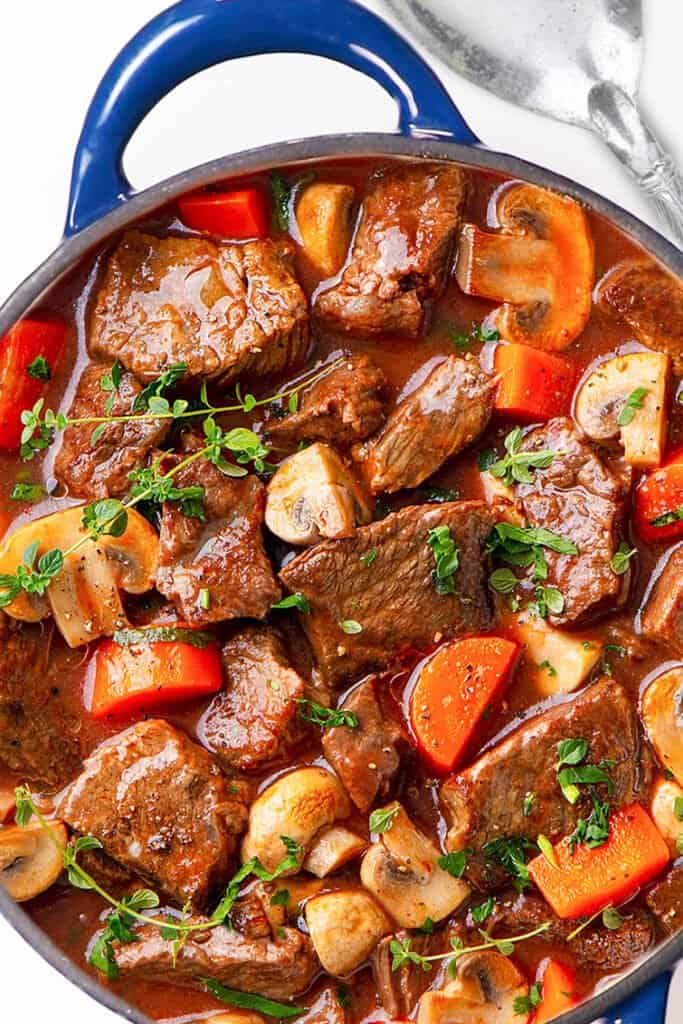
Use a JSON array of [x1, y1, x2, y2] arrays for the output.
[[588, 82, 683, 248]]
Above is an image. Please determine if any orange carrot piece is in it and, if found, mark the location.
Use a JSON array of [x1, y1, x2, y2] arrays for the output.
[[634, 459, 683, 544], [178, 188, 269, 239], [409, 636, 518, 774], [494, 343, 575, 421], [532, 959, 579, 1023], [528, 803, 670, 919]]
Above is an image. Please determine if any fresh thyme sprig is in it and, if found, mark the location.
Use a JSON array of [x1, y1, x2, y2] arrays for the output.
[[19, 358, 345, 459], [389, 921, 551, 976], [14, 787, 302, 980]]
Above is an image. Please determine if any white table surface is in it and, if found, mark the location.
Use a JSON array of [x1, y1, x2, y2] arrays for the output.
[[0, 1, 681, 1021]]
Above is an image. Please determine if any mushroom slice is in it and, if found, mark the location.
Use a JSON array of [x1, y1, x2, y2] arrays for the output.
[[305, 889, 391, 976], [499, 606, 600, 696], [360, 804, 469, 928], [0, 821, 67, 902], [651, 776, 683, 856], [296, 182, 355, 278], [0, 506, 158, 647], [456, 183, 593, 351], [574, 351, 669, 468], [303, 824, 368, 878], [241, 766, 351, 874], [642, 668, 683, 785], [417, 950, 528, 1024], [265, 442, 373, 545]]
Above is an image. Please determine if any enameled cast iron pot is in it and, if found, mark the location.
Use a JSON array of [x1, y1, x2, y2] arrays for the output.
[[1, 1, 682, 1020]]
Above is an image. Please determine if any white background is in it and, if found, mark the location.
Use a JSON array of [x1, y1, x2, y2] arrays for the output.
[[0, 0, 681, 1021]]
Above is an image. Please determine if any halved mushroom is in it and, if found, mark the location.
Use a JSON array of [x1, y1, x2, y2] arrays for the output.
[[499, 606, 600, 696], [650, 776, 683, 856], [417, 950, 528, 1024], [260, 875, 325, 930], [642, 668, 683, 785], [305, 889, 391, 976], [0, 506, 158, 647], [303, 824, 368, 878], [574, 351, 669, 468], [360, 804, 469, 928], [296, 182, 355, 278], [0, 821, 67, 902], [241, 766, 351, 874], [265, 442, 373, 545], [456, 183, 593, 351]]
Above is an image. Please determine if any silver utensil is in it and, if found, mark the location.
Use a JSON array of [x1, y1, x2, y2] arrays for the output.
[[384, 0, 683, 246]]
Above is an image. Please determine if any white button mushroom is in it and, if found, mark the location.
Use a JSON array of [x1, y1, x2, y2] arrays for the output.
[[0, 821, 67, 902], [360, 804, 469, 928], [241, 766, 351, 874], [650, 776, 683, 856], [305, 889, 391, 976], [0, 506, 159, 647], [642, 667, 683, 785], [417, 950, 529, 1024], [296, 182, 355, 278], [456, 183, 594, 351], [574, 351, 669, 468], [303, 824, 368, 878], [265, 442, 373, 545], [499, 606, 600, 696]]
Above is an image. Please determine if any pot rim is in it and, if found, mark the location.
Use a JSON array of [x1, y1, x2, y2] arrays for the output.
[[1, 130, 681, 1024]]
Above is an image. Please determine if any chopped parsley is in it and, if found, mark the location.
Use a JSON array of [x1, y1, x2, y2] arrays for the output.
[[418, 485, 459, 503], [295, 699, 358, 729], [617, 387, 649, 427], [427, 525, 459, 595], [482, 836, 535, 891], [270, 888, 290, 907], [271, 593, 310, 614], [523, 792, 536, 817], [610, 541, 636, 575], [9, 482, 45, 502], [537, 834, 558, 867], [360, 548, 378, 567], [471, 897, 496, 925], [513, 982, 542, 1016], [437, 849, 469, 878], [535, 584, 565, 618], [369, 803, 401, 834], [270, 172, 292, 232], [651, 506, 683, 528], [339, 619, 363, 635], [486, 426, 558, 486], [27, 355, 51, 381], [674, 797, 683, 821], [538, 660, 557, 677]]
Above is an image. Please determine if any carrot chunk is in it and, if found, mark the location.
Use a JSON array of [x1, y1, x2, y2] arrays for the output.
[[409, 636, 518, 774], [532, 959, 579, 1023], [528, 803, 670, 919], [178, 187, 269, 239], [494, 343, 575, 421], [89, 631, 223, 718], [634, 458, 683, 544], [0, 319, 67, 450]]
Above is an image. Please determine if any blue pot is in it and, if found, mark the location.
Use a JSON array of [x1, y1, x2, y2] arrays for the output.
[[0, 1, 681, 1021]]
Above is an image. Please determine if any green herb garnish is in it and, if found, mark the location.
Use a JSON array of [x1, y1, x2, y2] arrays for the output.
[[295, 699, 358, 729]]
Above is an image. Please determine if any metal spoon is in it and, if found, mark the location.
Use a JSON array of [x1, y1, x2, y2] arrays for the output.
[[384, 0, 683, 246]]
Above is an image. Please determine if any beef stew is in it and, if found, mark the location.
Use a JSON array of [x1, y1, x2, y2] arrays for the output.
[[0, 157, 682, 1024]]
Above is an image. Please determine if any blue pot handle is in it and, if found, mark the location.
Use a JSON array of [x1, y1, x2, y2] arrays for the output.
[[65, 0, 478, 235]]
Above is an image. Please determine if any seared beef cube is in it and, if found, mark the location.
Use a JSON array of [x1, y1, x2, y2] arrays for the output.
[[54, 362, 169, 500], [113, 919, 317, 1000], [441, 679, 649, 886], [354, 356, 494, 494], [267, 356, 388, 448], [516, 418, 628, 625], [0, 617, 81, 790], [474, 890, 653, 974], [156, 434, 280, 624], [280, 501, 494, 685], [57, 719, 249, 908], [200, 626, 305, 772], [372, 929, 445, 1017], [647, 863, 683, 935], [641, 545, 683, 650], [315, 164, 466, 337], [598, 260, 683, 374], [321, 678, 404, 811], [299, 984, 350, 1023], [90, 231, 310, 384]]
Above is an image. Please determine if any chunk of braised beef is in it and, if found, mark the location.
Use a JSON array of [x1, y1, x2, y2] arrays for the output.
[[598, 260, 683, 375], [156, 433, 281, 624], [646, 862, 683, 936], [353, 355, 494, 494], [321, 677, 404, 811], [113, 918, 317, 1000], [315, 164, 466, 337], [440, 678, 649, 889], [200, 626, 306, 772], [267, 356, 388, 448], [640, 545, 683, 651], [90, 231, 310, 384], [516, 417, 628, 625], [57, 719, 249, 909], [53, 362, 169, 499], [279, 501, 494, 686], [372, 929, 446, 1017], [0, 616, 82, 790]]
